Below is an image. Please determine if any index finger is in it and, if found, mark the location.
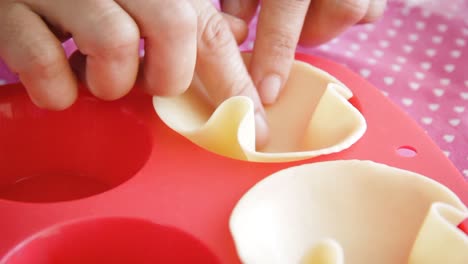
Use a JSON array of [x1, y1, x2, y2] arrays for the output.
[[191, 0, 269, 148], [250, 0, 311, 105]]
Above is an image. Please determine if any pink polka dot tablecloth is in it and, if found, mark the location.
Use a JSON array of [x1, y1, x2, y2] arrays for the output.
[[0, 0, 466, 178]]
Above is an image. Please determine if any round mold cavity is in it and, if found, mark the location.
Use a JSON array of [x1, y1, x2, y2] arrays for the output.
[[0, 93, 152, 203], [0, 217, 220, 264]]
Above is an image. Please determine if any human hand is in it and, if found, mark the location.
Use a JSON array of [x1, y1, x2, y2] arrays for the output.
[[221, 0, 387, 104], [0, 0, 270, 146]]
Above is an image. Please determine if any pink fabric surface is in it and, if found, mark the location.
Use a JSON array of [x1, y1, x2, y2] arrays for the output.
[[0, 0, 466, 178]]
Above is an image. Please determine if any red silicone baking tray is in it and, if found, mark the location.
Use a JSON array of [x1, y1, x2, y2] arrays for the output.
[[0, 53, 466, 263]]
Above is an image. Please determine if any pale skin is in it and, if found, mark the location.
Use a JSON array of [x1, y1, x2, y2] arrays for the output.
[[0, 0, 386, 147]]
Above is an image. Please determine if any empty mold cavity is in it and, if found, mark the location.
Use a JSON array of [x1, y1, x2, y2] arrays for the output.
[[0, 94, 152, 203], [153, 54, 366, 162], [0, 217, 219, 264]]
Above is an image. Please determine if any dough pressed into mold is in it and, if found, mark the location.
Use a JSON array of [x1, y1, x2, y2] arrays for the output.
[[229, 160, 468, 264], [153, 55, 366, 162]]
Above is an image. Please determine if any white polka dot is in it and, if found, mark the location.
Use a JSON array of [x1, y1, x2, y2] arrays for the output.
[[440, 78, 451, 86], [443, 151, 450, 157], [421, 117, 433, 125], [429, 103, 440, 111], [360, 69, 371, 78], [384, 76, 394, 85], [387, 29, 397, 37], [420, 62, 431, 70], [367, 58, 377, 65], [449, 118, 461, 126], [444, 64, 455, 73], [345, 51, 354, 57], [443, 134, 455, 143], [455, 38, 466, 47], [451, 50, 461, 58], [403, 45, 413, 53], [460, 92, 468, 100], [433, 88, 444, 97], [416, 21, 426, 30], [350, 43, 360, 51], [393, 19, 403, 27], [382, 91, 389, 97], [463, 27, 468, 36], [331, 38, 340, 44], [391, 64, 401, 72], [409, 82, 420, 91], [401, 7, 410, 16], [462, 28, 468, 36], [454, 106, 465, 113], [415, 72, 425, 80], [408, 33, 419, 42], [463, 170, 468, 177], [426, 49, 436, 57], [319, 45, 330, 51], [421, 10, 431, 18], [379, 40, 390, 48], [402, 98, 413, 106], [396, 56, 407, 64], [437, 24, 448, 32], [432, 35, 443, 44], [0, 79, 5, 86], [364, 24, 375, 31], [373, 50, 384, 57], [139, 49, 145, 57], [358, 32, 368, 41], [465, 80, 468, 87]]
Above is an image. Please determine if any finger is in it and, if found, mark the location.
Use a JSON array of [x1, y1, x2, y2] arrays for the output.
[[220, 0, 259, 22], [359, 0, 387, 23], [191, 0, 269, 148], [0, 3, 77, 110], [250, 0, 311, 105], [299, 0, 369, 46], [26, 0, 140, 100], [222, 13, 249, 44], [116, 0, 198, 96]]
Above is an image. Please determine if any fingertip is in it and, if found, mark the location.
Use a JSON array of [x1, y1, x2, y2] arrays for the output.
[[254, 111, 270, 149], [23, 75, 78, 111], [258, 74, 282, 105]]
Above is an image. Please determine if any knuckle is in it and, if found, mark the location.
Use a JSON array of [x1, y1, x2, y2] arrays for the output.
[[200, 12, 233, 51], [88, 9, 139, 56], [22, 44, 64, 79], [166, 2, 198, 34], [263, 29, 297, 59]]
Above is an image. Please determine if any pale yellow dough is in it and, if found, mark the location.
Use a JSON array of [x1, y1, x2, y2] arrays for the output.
[[153, 55, 366, 162], [229, 160, 468, 264]]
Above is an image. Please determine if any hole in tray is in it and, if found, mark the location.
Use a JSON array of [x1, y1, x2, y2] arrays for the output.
[[1, 217, 220, 264], [396, 146, 417, 158], [0, 91, 152, 203]]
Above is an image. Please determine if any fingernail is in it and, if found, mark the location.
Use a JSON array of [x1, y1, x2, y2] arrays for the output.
[[254, 111, 269, 149], [259, 74, 281, 105]]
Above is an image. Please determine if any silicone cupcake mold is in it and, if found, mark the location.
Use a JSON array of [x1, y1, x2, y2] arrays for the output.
[[0, 53, 466, 263]]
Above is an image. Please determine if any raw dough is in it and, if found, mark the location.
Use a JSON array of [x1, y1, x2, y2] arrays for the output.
[[229, 160, 468, 264], [153, 55, 366, 162]]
